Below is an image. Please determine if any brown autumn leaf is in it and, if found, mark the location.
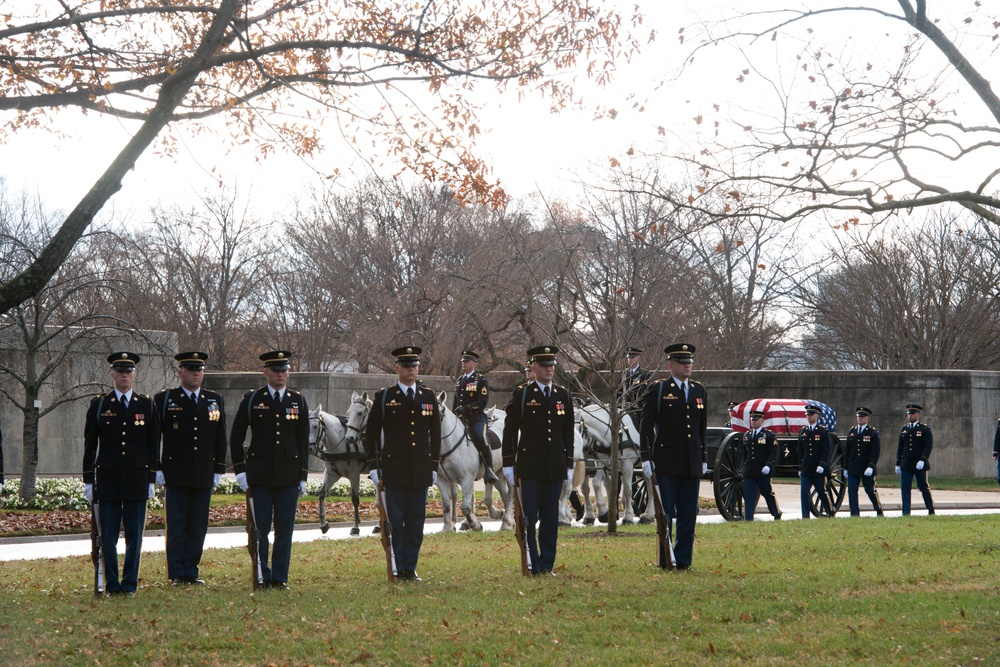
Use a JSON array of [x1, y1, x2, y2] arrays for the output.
[[693, 114, 703, 124], [609, 157, 620, 168]]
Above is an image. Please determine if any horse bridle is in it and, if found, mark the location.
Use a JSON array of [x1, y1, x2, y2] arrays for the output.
[[309, 412, 328, 454], [438, 408, 470, 462]]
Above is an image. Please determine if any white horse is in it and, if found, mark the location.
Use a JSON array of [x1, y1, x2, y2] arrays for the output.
[[557, 424, 591, 526], [434, 392, 513, 532], [481, 407, 514, 528], [308, 391, 372, 536], [578, 402, 651, 525]]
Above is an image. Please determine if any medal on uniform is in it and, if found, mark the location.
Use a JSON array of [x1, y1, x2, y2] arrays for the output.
[[696, 397, 704, 409], [555, 401, 564, 415], [135, 413, 145, 426]]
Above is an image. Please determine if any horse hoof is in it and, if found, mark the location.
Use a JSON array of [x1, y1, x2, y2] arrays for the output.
[[350, 527, 360, 536], [473, 523, 483, 532], [598, 513, 608, 523], [321, 524, 330, 534], [372, 526, 381, 535], [558, 521, 572, 527], [638, 517, 654, 525], [459, 521, 470, 531], [583, 518, 595, 526]]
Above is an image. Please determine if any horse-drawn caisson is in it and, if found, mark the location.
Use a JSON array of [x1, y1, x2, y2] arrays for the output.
[[710, 399, 847, 521]]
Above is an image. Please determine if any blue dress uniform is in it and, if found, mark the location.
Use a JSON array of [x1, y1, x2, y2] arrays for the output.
[[616, 347, 652, 425], [740, 420, 781, 521], [230, 351, 310, 588], [639, 343, 707, 569], [844, 407, 883, 517], [82, 352, 160, 595], [452, 350, 498, 483], [895, 404, 935, 515], [796, 409, 833, 518], [502, 345, 575, 575], [993, 419, 1000, 487], [153, 352, 227, 583], [366, 346, 441, 581]]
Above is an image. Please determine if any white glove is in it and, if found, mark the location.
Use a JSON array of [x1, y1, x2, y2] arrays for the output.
[[816, 466, 824, 475], [236, 472, 248, 492], [895, 466, 901, 475], [84, 484, 93, 502], [642, 461, 653, 478], [503, 466, 515, 486], [369, 469, 379, 486], [864, 467, 874, 477], [213, 473, 220, 488], [148, 483, 155, 499], [432, 471, 437, 485], [702, 462, 708, 476], [761, 466, 770, 476], [566, 468, 573, 483], [299, 481, 307, 497], [916, 460, 925, 470], [155, 471, 166, 487]]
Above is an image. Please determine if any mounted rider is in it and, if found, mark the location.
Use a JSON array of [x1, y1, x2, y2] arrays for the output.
[[452, 350, 499, 483]]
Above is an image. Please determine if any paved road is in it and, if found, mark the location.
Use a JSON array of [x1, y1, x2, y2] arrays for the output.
[[2, 481, 998, 562]]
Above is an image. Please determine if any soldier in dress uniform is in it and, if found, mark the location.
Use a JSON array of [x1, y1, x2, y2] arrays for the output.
[[844, 406, 883, 517], [230, 350, 310, 590], [452, 350, 498, 483], [366, 346, 441, 582], [796, 404, 834, 518], [153, 352, 228, 584], [502, 345, 575, 576], [82, 352, 160, 596], [740, 410, 781, 521], [616, 346, 652, 426], [993, 418, 1000, 487], [895, 403, 935, 515], [639, 342, 707, 570]]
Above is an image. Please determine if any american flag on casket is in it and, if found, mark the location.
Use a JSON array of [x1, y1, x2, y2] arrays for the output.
[[729, 399, 837, 435]]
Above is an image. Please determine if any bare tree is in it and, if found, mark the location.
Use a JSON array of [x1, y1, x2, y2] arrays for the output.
[[798, 209, 1000, 369], [0, 1, 641, 315]]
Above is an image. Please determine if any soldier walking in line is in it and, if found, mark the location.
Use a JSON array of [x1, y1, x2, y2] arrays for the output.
[[740, 410, 781, 521], [452, 350, 498, 483], [366, 346, 442, 582], [230, 350, 310, 590], [502, 345, 575, 576], [844, 406, 884, 517], [896, 403, 935, 516], [82, 352, 160, 596], [153, 352, 228, 585], [639, 343, 708, 569], [797, 404, 834, 518]]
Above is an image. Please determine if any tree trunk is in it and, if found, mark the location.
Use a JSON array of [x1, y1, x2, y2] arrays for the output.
[[18, 407, 39, 502], [607, 411, 620, 534]]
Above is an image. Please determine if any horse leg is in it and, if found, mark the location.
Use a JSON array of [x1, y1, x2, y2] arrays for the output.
[[350, 473, 361, 536], [319, 467, 334, 534], [581, 474, 596, 525], [620, 466, 636, 524], [461, 477, 481, 531], [440, 479, 455, 532], [558, 479, 573, 526], [499, 478, 514, 530], [594, 468, 610, 523]]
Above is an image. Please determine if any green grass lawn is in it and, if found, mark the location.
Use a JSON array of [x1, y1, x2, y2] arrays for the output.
[[2, 514, 999, 665]]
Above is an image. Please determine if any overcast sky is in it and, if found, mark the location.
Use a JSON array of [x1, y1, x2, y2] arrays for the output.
[[0, 1, 987, 220]]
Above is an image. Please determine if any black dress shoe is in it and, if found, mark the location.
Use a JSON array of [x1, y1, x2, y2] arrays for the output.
[[170, 578, 187, 586], [188, 577, 205, 585], [268, 581, 289, 591], [773, 512, 782, 521], [409, 571, 421, 582]]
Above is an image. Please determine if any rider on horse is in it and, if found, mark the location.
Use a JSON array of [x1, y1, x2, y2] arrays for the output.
[[452, 350, 499, 484]]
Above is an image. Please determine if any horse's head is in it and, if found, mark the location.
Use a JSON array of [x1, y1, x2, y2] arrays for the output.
[[345, 391, 371, 446], [308, 405, 327, 454], [436, 390, 450, 422]]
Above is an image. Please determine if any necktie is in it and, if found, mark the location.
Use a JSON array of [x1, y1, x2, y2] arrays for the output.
[[682, 382, 688, 401], [190, 391, 197, 403], [274, 390, 281, 403], [544, 386, 550, 399], [121, 394, 128, 410], [407, 387, 414, 401]]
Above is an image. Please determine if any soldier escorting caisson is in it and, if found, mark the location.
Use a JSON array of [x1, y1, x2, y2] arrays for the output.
[[797, 404, 834, 518], [844, 406, 884, 517], [740, 409, 781, 521], [896, 403, 935, 516], [452, 349, 498, 484]]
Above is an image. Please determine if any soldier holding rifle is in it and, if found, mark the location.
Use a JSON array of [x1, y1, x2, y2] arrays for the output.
[[82, 352, 160, 597], [230, 350, 310, 591], [366, 346, 441, 582], [502, 345, 575, 577]]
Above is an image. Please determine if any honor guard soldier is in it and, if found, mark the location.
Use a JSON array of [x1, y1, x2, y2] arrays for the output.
[[230, 350, 310, 590], [895, 404, 935, 515], [740, 410, 782, 521], [844, 406, 884, 517], [797, 404, 834, 518], [616, 346, 652, 425], [366, 346, 442, 581], [82, 352, 160, 596], [153, 352, 228, 584], [512, 360, 535, 397], [993, 418, 1000, 487], [639, 343, 707, 569], [502, 345, 575, 575], [452, 350, 499, 483]]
